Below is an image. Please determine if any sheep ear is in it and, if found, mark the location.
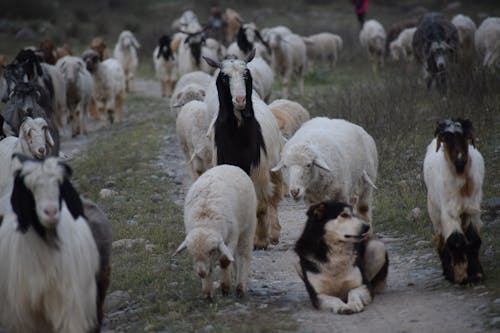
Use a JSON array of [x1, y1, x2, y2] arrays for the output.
[[271, 160, 284, 172], [173, 238, 188, 256], [313, 157, 330, 172], [203, 56, 221, 68], [45, 127, 55, 148], [245, 48, 256, 63], [219, 241, 234, 262]]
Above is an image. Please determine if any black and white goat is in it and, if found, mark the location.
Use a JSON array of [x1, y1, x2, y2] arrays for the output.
[[153, 35, 177, 97], [0, 156, 111, 332], [204, 50, 285, 249], [227, 23, 271, 62], [423, 119, 484, 284], [412, 12, 459, 93]]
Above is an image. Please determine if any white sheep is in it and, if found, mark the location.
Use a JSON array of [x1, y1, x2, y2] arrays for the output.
[[176, 100, 212, 179], [268, 99, 310, 139], [389, 27, 416, 62], [359, 19, 387, 71], [174, 165, 257, 299], [113, 30, 140, 92], [0, 117, 54, 198], [0, 157, 101, 333], [246, 56, 274, 102], [170, 71, 213, 114], [475, 17, 500, 68], [55, 55, 94, 137], [153, 35, 178, 97], [268, 32, 307, 98], [173, 10, 202, 33], [451, 14, 477, 62], [82, 50, 126, 126], [302, 32, 343, 68], [272, 117, 378, 224], [261, 25, 292, 42], [423, 119, 484, 284]]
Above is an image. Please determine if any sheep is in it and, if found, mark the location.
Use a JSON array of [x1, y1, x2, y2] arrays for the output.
[[385, 16, 422, 54], [0, 117, 54, 198], [113, 30, 140, 92], [302, 32, 343, 69], [423, 119, 484, 284], [451, 14, 477, 63], [223, 8, 243, 45], [82, 50, 126, 126], [174, 164, 257, 299], [177, 31, 220, 76], [389, 27, 417, 62], [272, 117, 378, 225], [359, 19, 387, 71], [475, 17, 500, 68], [261, 25, 292, 42], [174, 10, 202, 33], [246, 56, 274, 102], [412, 12, 459, 93], [0, 157, 103, 332], [267, 32, 307, 98], [204, 50, 285, 249], [176, 100, 213, 179], [55, 44, 72, 60], [153, 35, 178, 97], [90, 36, 111, 61], [268, 99, 310, 139], [55, 55, 94, 137], [227, 23, 271, 62], [170, 71, 213, 114]]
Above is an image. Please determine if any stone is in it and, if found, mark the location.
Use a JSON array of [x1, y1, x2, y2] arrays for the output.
[[100, 188, 117, 199], [104, 290, 131, 313]]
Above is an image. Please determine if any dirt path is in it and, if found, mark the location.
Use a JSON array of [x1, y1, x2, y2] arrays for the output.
[[61, 79, 494, 333]]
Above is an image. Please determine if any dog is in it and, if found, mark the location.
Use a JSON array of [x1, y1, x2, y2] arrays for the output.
[[295, 200, 388, 314]]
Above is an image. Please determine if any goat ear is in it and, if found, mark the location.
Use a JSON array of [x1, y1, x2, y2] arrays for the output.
[[45, 127, 55, 148], [11, 172, 35, 233], [307, 202, 326, 220], [245, 48, 256, 63], [435, 136, 442, 152], [60, 177, 84, 220], [203, 56, 221, 68], [173, 238, 188, 256], [219, 241, 234, 262], [313, 156, 330, 172], [271, 160, 284, 172]]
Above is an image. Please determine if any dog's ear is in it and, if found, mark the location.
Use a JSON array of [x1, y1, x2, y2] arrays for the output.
[[307, 202, 326, 220]]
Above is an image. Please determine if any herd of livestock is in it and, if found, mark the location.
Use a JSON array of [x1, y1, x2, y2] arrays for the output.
[[0, 5, 497, 332]]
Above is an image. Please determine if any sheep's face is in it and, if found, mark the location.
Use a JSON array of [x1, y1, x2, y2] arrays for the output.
[[323, 205, 371, 243], [19, 158, 66, 228], [19, 117, 53, 159], [267, 32, 282, 49], [435, 119, 475, 174], [58, 58, 85, 83], [428, 41, 453, 72], [82, 51, 100, 73]]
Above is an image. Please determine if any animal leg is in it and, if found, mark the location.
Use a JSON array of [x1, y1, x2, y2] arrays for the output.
[[269, 171, 283, 244], [363, 240, 388, 293], [464, 221, 483, 283], [254, 204, 270, 249], [235, 239, 252, 297], [346, 284, 372, 313], [317, 294, 351, 314], [220, 257, 232, 296]]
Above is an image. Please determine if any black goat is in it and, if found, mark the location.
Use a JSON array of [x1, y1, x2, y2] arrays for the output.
[[156, 35, 175, 61]]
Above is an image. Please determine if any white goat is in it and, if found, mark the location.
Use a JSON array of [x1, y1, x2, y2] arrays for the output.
[[55, 56, 94, 137], [268, 99, 310, 139], [268, 32, 307, 98], [0, 157, 101, 333], [389, 27, 416, 62], [174, 165, 257, 299], [360, 19, 387, 71], [176, 100, 212, 179], [452, 14, 477, 62], [272, 117, 378, 224], [423, 119, 484, 284], [475, 17, 500, 68], [302, 32, 343, 68], [113, 30, 140, 92], [82, 50, 126, 126]]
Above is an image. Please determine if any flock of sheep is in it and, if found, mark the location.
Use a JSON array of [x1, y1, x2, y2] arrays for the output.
[[0, 5, 496, 332]]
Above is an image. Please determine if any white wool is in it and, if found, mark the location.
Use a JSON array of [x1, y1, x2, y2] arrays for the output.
[[303, 32, 343, 68], [268, 98, 310, 139], [475, 17, 500, 67], [113, 30, 140, 92], [247, 56, 274, 102], [451, 14, 477, 60], [389, 27, 416, 62], [359, 19, 387, 71]]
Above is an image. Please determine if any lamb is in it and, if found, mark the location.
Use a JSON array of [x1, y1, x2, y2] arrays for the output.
[[359, 19, 387, 71], [389, 27, 416, 62], [82, 49, 126, 125], [153, 35, 178, 97], [176, 100, 213, 179], [0, 117, 54, 198], [267, 32, 307, 98], [227, 23, 271, 62], [412, 12, 459, 92], [423, 119, 484, 284], [204, 51, 285, 249], [475, 17, 500, 68], [272, 117, 378, 225], [174, 165, 257, 299], [0, 157, 104, 332], [170, 71, 212, 114], [302, 32, 343, 69], [55, 55, 94, 137], [268, 99, 310, 139], [113, 30, 140, 92], [451, 14, 477, 63]]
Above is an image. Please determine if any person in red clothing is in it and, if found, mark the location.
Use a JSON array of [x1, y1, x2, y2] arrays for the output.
[[353, 0, 369, 27]]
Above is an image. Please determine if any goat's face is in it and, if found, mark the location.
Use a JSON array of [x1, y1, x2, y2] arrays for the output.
[[82, 50, 100, 73], [219, 58, 249, 111], [435, 119, 475, 174], [58, 58, 85, 83], [185, 33, 206, 64], [1, 63, 26, 103], [20, 117, 54, 159], [428, 41, 452, 72]]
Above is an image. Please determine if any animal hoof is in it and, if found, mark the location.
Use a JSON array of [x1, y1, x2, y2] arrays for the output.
[[221, 284, 230, 296], [337, 307, 354, 315], [236, 285, 246, 298]]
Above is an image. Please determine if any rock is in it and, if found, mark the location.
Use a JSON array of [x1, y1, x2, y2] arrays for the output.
[[100, 188, 117, 199], [113, 238, 147, 249], [491, 316, 500, 326], [105, 180, 116, 187], [494, 298, 500, 304], [203, 325, 214, 332], [483, 197, 500, 219], [408, 207, 422, 221], [151, 193, 162, 203], [104, 290, 131, 313]]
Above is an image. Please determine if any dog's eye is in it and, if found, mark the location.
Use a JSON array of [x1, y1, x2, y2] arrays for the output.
[[340, 213, 350, 218]]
